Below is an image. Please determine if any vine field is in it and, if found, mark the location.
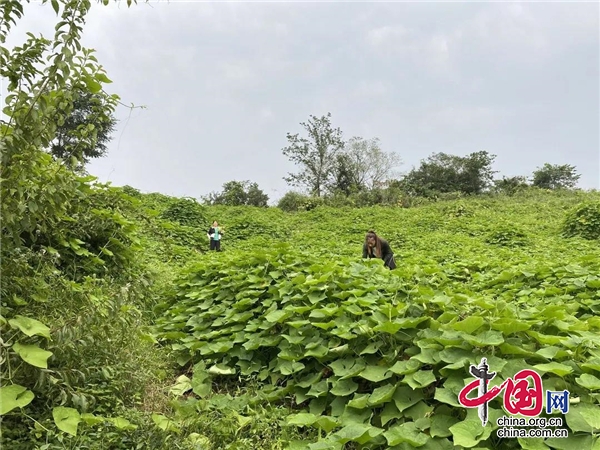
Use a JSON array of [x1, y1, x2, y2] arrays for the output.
[[3, 183, 600, 449]]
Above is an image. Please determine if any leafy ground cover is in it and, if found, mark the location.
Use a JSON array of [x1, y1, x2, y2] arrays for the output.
[[148, 189, 600, 449], [3, 187, 600, 449], [153, 246, 600, 449]]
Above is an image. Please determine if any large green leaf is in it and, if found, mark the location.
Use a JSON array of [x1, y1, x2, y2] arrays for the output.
[[8, 315, 51, 339], [403, 370, 437, 389], [368, 383, 396, 406], [393, 386, 424, 412], [208, 364, 236, 375], [389, 359, 421, 375], [449, 419, 491, 448], [287, 412, 318, 427], [315, 416, 340, 433], [545, 435, 595, 450], [152, 413, 180, 433], [329, 359, 365, 379], [358, 365, 391, 382], [533, 362, 573, 377], [576, 374, 600, 390], [430, 415, 459, 438], [265, 309, 291, 323], [333, 423, 382, 445], [0, 384, 35, 415], [169, 375, 192, 396], [452, 316, 485, 334], [12, 342, 52, 368], [53, 406, 81, 436], [109, 417, 138, 430], [330, 379, 359, 396], [580, 411, 600, 432], [463, 330, 504, 346], [383, 421, 429, 447], [433, 388, 461, 407]]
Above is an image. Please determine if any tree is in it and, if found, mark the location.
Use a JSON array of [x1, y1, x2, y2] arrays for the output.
[[282, 113, 345, 197], [400, 151, 497, 197], [341, 137, 401, 190], [532, 163, 580, 190], [1, 0, 122, 250], [493, 176, 529, 195], [460, 151, 497, 194], [329, 153, 359, 196], [205, 180, 269, 207], [246, 182, 269, 207], [49, 86, 117, 167]]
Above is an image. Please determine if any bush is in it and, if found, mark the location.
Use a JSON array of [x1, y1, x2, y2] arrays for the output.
[[0, 153, 170, 449], [563, 201, 600, 240], [493, 176, 529, 196], [121, 185, 142, 198], [277, 192, 306, 212], [160, 198, 206, 227], [485, 224, 528, 247], [59, 184, 140, 278], [442, 201, 474, 218], [277, 192, 323, 212]]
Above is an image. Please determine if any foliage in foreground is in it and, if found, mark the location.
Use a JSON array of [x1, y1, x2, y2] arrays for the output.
[[153, 246, 600, 449]]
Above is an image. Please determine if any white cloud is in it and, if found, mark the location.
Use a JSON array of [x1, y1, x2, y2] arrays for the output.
[[366, 25, 408, 47], [353, 80, 389, 98], [220, 62, 256, 83], [424, 34, 452, 72], [464, 4, 548, 57], [259, 107, 274, 120], [418, 106, 504, 134], [364, 22, 460, 76]]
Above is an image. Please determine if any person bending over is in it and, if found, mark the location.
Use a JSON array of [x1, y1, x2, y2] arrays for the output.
[[207, 220, 224, 251], [363, 230, 396, 269]]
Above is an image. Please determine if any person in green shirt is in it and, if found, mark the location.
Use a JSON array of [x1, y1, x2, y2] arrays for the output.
[[207, 220, 225, 251]]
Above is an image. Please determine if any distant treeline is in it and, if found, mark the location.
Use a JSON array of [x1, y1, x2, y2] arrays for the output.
[[201, 112, 583, 210]]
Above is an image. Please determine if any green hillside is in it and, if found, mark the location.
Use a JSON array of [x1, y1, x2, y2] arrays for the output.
[[3, 2, 599, 448], [2, 168, 600, 450], [138, 189, 600, 450]]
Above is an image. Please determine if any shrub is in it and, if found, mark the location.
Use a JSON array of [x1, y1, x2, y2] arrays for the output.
[[277, 192, 323, 212], [442, 201, 474, 218], [223, 218, 285, 241], [160, 198, 206, 227], [485, 224, 528, 247], [121, 185, 142, 198], [563, 201, 600, 240], [277, 192, 306, 212]]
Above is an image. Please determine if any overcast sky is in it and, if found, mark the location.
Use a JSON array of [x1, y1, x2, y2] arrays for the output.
[[5, 0, 600, 201]]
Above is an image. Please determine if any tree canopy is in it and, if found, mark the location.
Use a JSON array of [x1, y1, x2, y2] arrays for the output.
[[532, 163, 581, 190], [49, 86, 117, 168], [282, 113, 345, 197], [400, 151, 497, 197], [204, 180, 269, 207]]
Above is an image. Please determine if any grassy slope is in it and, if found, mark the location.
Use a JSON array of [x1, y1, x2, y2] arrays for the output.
[[133, 189, 600, 449], [197, 190, 598, 263]]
